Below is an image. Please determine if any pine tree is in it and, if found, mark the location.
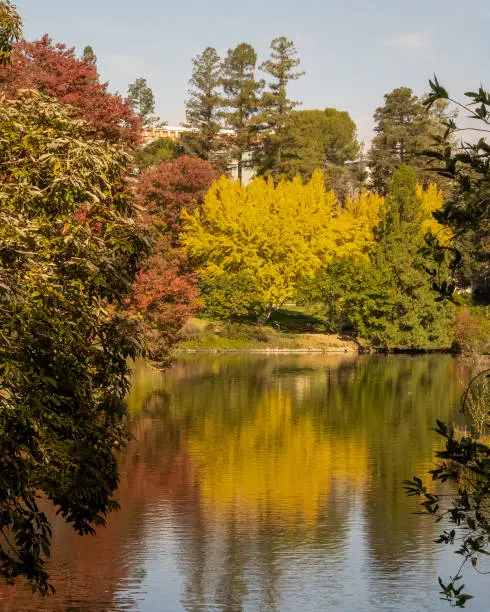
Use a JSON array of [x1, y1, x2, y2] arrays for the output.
[[221, 43, 263, 183], [127, 77, 159, 128], [369, 87, 436, 195], [82, 45, 97, 67], [184, 46, 223, 162], [256, 37, 304, 177], [372, 165, 453, 348]]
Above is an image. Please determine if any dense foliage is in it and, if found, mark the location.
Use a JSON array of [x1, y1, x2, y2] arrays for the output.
[[181, 172, 382, 322], [133, 156, 220, 353], [404, 80, 490, 609], [0, 35, 140, 147], [0, 0, 20, 65], [423, 78, 490, 303], [369, 87, 452, 195], [301, 166, 453, 349], [0, 92, 151, 592]]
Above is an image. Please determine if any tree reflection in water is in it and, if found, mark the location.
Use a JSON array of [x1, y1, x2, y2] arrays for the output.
[[2, 355, 469, 611]]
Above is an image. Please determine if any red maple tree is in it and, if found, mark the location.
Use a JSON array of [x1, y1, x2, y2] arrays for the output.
[[133, 156, 222, 354], [0, 35, 140, 147], [135, 155, 221, 245]]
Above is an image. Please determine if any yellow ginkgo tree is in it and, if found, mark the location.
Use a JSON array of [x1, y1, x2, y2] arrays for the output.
[[181, 171, 380, 322]]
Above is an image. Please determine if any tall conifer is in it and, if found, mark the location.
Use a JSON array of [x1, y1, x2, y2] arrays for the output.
[[372, 165, 453, 347], [127, 77, 159, 128], [221, 43, 263, 183], [256, 37, 304, 177], [184, 46, 223, 162]]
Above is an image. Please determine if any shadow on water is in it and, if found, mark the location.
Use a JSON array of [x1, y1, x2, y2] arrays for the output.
[[3, 354, 482, 611]]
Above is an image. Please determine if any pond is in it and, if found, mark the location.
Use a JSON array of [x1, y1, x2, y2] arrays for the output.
[[2, 354, 488, 611]]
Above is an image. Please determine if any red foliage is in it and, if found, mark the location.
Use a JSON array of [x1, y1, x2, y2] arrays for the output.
[[133, 244, 200, 341], [0, 36, 141, 148], [132, 156, 221, 355], [135, 155, 221, 245]]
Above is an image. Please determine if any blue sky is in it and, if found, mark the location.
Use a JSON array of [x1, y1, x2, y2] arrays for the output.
[[17, 0, 490, 146]]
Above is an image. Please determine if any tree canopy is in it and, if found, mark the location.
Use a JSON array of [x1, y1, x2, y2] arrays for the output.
[[221, 43, 264, 183], [255, 36, 304, 177], [0, 0, 21, 65], [368, 87, 453, 195], [0, 91, 151, 592], [278, 108, 360, 192], [127, 77, 159, 129], [0, 35, 140, 147], [181, 172, 382, 322]]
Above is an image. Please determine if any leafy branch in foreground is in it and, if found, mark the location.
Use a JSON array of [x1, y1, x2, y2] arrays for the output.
[[422, 76, 490, 303], [404, 371, 490, 608], [0, 1, 21, 65]]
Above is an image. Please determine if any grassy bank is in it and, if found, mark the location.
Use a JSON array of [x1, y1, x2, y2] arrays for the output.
[[175, 308, 359, 353]]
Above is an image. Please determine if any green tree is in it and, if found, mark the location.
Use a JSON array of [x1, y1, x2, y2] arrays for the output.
[[0, 92, 151, 593], [0, 0, 21, 65], [127, 77, 159, 128], [255, 36, 304, 178], [323, 108, 360, 165], [82, 44, 97, 67], [280, 109, 330, 179], [279, 107, 361, 196], [423, 78, 490, 303], [405, 79, 490, 609], [134, 136, 182, 171], [371, 165, 453, 348], [299, 258, 390, 337], [369, 87, 447, 194], [221, 43, 264, 183], [184, 46, 224, 164]]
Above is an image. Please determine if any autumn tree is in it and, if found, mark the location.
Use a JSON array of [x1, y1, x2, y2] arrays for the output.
[[221, 43, 264, 183], [0, 35, 140, 147], [0, 91, 151, 593], [134, 156, 221, 352], [255, 36, 304, 177], [183, 46, 224, 164], [300, 168, 452, 348], [181, 172, 380, 323]]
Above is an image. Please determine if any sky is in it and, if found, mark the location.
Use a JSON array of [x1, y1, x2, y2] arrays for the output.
[[17, 0, 490, 147]]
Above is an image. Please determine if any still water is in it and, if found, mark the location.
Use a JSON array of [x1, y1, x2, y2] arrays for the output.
[[2, 354, 488, 611]]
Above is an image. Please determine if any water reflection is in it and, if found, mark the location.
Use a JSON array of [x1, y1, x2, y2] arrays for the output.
[[3, 354, 484, 611]]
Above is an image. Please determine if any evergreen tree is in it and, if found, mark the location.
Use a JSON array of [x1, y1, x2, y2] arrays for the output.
[[184, 46, 223, 163], [372, 165, 453, 348], [369, 87, 436, 194], [82, 44, 97, 67], [278, 107, 361, 197], [221, 43, 263, 183], [255, 36, 304, 177], [127, 77, 159, 128]]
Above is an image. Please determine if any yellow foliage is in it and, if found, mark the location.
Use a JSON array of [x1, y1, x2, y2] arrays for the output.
[[416, 183, 452, 244], [181, 172, 382, 311], [187, 388, 368, 523]]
